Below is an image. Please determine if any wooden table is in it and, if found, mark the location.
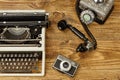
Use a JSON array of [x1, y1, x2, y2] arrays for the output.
[[0, 0, 120, 80]]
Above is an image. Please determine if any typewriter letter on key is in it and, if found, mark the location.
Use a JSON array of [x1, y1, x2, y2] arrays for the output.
[[0, 10, 49, 76]]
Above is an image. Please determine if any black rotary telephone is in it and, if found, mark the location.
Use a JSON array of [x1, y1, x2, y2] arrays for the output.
[[58, 0, 114, 52], [75, 0, 114, 52]]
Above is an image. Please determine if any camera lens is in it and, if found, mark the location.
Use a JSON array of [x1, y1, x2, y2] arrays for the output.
[[63, 62, 69, 68], [60, 61, 72, 72]]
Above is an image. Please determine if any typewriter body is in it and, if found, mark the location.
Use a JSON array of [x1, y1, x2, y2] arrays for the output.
[[0, 10, 49, 76]]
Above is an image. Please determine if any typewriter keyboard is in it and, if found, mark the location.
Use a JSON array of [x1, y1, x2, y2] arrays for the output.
[[0, 52, 42, 73]]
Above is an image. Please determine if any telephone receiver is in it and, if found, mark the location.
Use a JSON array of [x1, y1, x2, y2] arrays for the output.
[[58, 20, 96, 52]]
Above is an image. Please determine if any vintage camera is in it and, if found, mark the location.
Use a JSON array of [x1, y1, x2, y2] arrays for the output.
[[0, 10, 49, 76], [77, 0, 114, 24], [53, 55, 79, 77]]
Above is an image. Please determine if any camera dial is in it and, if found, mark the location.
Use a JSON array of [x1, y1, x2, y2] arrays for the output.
[[60, 61, 72, 72]]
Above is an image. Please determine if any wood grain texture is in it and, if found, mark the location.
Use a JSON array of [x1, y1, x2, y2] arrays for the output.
[[0, 0, 119, 80]]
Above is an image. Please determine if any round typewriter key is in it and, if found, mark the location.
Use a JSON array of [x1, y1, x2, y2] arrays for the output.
[[22, 54, 25, 57], [14, 54, 17, 57], [24, 58, 27, 61], [17, 58, 20, 61], [24, 66, 27, 69], [1, 67, 3, 70], [32, 58, 35, 61], [13, 62, 16, 65], [3, 54, 6, 57], [22, 62, 24, 65], [4, 66, 7, 69], [8, 66, 11, 69], [21, 58, 24, 61], [6, 62, 9, 66], [7, 54, 10, 57], [12, 66, 15, 69], [27, 66, 31, 69], [30, 54, 33, 57], [29, 62, 33, 65], [5, 58, 8, 62], [10, 62, 12, 65], [18, 62, 21, 66], [18, 54, 22, 57], [26, 54, 29, 57], [20, 66, 22, 69], [36, 58, 39, 62], [34, 53, 38, 57], [8, 58, 12, 61], [1, 58, 4, 62], [25, 62, 28, 65], [13, 58, 16, 61], [1, 63, 5, 66], [28, 58, 31, 61], [16, 66, 19, 69], [0, 66, 3, 70], [11, 54, 14, 57]]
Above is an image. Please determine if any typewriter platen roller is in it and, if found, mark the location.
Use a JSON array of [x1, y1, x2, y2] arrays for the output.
[[0, 10, 49, 76]]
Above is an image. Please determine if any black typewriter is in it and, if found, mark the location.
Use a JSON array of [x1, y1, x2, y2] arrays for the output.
[[0, 10, 49, 76]]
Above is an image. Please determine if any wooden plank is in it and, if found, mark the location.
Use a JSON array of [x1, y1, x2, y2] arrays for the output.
[[0, 0, 119, 80]]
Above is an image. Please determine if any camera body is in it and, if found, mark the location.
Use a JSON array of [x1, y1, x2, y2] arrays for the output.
[[78, 0, 114, 24], [53, 55, 79, 77]]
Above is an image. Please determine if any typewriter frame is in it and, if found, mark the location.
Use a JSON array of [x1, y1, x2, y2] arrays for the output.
[[0, 10, 48, 76]]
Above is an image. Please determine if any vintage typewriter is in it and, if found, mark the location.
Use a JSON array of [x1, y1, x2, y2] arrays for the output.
[[0, 10, 49, 76]]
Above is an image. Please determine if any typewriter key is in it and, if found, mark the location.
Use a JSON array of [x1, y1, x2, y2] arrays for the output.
[[18, 62, 21, 66], [13, 62, 16, 65], [17, 58, 20, 61], [7, 54, 10, 57], [24, 58, 27, 61], [8, 58, 12, 61], [18, 54, 22, 57], [1, 58, 4, 62], [11, 54, 14, 57], [3, 54, 6, 57], [13, 58, 16, 61], [5, 58, 8, 62], [8, 66, 11, 69], [21, 58, 24, 61], [14, 54, 17, 57], [16, 66, 19, 69], [10, 62, 12, 65], [4, 66, 7, 69]]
